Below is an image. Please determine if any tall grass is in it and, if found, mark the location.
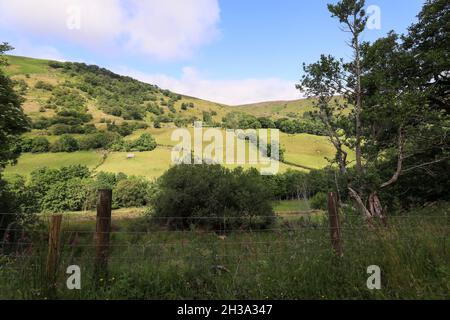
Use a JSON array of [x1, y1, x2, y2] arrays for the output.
[[0, 203, 448, 300]]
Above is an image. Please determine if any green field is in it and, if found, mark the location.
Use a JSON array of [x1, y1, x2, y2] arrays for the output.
[[96, 149, 173, 180], [95, 147, 297, 180], [7, 128, 350, 180], [4, 55, 50, 75], [280, 132, 355, 169], [272, 199, 311, 212], [234, 96, 350, 118], [3, 151, 104, 179], [234, 99, 316, 118]]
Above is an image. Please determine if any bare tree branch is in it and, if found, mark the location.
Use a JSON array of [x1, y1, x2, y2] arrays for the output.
[[380, 128, 405, 189], [402, 156, 450, 174]]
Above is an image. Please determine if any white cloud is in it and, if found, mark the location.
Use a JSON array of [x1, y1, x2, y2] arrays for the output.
[[0, 0, 220, 60], [124, 0, 220, 59], [117, 66, 302, 106]]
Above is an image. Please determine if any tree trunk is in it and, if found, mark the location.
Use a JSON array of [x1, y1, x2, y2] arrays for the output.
[[354, 29, 363, 174], [348, 187, 387, 227], [368, 191, 387, 226]]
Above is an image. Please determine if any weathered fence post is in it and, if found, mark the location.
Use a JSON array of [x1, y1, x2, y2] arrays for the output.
[[46, 214, 62, 291], [95, 189, 112, 278], [327, 192, 343, 256]]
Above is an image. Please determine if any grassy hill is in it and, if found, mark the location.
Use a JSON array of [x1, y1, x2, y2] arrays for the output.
[[233, 99, 316, 119], [4, 55, 229, 125], [3, 55, 353, 180]]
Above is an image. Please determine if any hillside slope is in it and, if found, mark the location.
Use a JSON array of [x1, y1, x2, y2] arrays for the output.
[[234, 99, 315, 119], [5, 55, 231, 127], [3, 55, 353, 180]]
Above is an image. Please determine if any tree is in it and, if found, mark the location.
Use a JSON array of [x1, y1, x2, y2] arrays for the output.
[[29, 165, 91, 211], [0, 43, 30, 170], [151, 165, 275, 230], [131, 133, 157, 152], [297, 0, 449, 222], [0, 43, 30, 234], [113, 176, 153, 208], [258, 117, 276, 129], [327, 0, 367, 173], [403, 0, 449, 112]]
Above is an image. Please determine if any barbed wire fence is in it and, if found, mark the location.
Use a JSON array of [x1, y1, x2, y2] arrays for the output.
[[0, 189, 449, 298]]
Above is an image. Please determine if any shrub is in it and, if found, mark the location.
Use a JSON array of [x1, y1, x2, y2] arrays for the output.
[[51, 135, 79, 152], [50, 124, 93, 135], [109, 133, 157, 152], [113, 176, 153, 208], [109, 138, 131, 152], [107, 122, 134, 137], [130, 133, 157, 152], [31, 137, 50, 153], [29, 165, 91, 211], [309, 192, 328, 210], [258, 117, 276, 129], [222, 112, 261, 129], [202, 111, 212, 124], [41, 177, 95, 212], [34, 81, 54, 91], [78, 132, 120, 150], [0, 175, 38, 214], [95, 172, 127, 190], [151, 164, 275, 230], [32, 117, 52, 130], [20, 138, 34, 153]]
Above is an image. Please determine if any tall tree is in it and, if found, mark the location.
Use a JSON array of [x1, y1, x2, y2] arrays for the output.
[[404, 0, 450, 111], [298, 0, 450, 221], [0, 43, 30, 171], [327, 0, 367, 174]]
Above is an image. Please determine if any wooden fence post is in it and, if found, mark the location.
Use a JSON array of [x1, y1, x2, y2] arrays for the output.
[[46, 214, 62, 291], [327, 192, 343, 256], [95, 189, 112, 278]]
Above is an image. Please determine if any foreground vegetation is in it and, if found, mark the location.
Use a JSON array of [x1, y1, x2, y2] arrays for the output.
[[0, 203, 448, 299]]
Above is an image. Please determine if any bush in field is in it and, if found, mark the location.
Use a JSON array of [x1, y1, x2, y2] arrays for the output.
[[151, 164, 275, 230], [30, 137, 50, 153], [95, 171, 127, 190], [109, 138, 131, 152], [130, 133, 157, 152], [113, 176, 153, 208], [29, 165, 93, 212], [19, 138, 32, 153], [78, 131, 120, 150], [309, 192, 328, 210], [25, 166, 143, 212], [258, 117, 276, 129], [41, 178, 95, 212], [34, 81, 54, 91], [110, 133, 157, 152], [222, 112, 261, 129], [51, 134, 80, 152]]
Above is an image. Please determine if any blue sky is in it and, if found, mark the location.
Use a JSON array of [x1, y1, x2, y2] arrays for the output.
[[0, 0, 425, 105]]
